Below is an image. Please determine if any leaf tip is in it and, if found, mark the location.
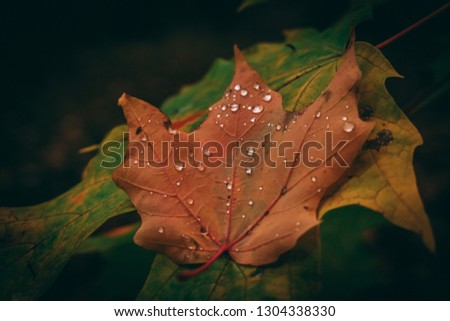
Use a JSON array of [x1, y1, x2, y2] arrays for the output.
[[233, 44, 252, 74], [118, 92, 130, 107], [346, 27, 356, 52], [233, 44, 244, 63]]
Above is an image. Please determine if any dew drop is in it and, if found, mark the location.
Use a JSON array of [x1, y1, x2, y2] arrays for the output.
[[342, 116, 348, 121], [187, 199, 194, 205], [208, 107, 213, 111], [158, 227, 165, 234], [225, 89, 232, 98], [141, 135, 147, 142], [317, 188, 322, 193], [246, 167, 252, 175], [276, 124, 282, 131], [275, 233, 279, 238], [234, 84, 241, 91], [182, 234, 198, 250], [248, 200, 254, 206], [221, 105, 227, 111], [250, 117, 256, 123], [311, 175, 317, 182], [253, 83, 261, 90], [133, 160, 138, 165], [220, 124, 224, 128], [176, 181, 181, 186], [342, 121, 355, 133], [230, 103, 239, 112], [203, 148, 211, 157], [235, 248, 240, 252], [197, 164, 205, 172], [240, 89, 248, 97], [315, 111, 321, 118], [246, 147, 255, 156], [175, 163, 184, 171], [227, 182, 232, 191], [259, 186, 263, 190], [296, 222, 301, 226], [263, 94, 272, 102], [216, 114, 221, 118], [252, 105, 264, 114]]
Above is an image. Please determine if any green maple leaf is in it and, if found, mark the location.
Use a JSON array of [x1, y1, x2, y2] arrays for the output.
[[0, 126, 133, 299]]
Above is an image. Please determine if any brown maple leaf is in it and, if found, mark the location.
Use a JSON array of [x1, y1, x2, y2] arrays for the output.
[[112, 37, 374, 277]]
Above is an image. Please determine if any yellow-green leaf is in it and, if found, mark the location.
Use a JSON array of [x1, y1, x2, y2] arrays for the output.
[[319, 43, 434, 251]]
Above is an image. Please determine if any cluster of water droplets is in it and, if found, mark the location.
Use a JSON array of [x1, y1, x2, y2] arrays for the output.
[[206, 81, 273, 130]]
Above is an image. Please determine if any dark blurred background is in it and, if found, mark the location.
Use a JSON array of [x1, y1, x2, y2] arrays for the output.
[[0, 0, 449, 299]]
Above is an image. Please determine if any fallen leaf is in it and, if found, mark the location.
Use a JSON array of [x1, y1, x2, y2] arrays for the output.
[[112, 38, 374, 276], [162, 26, 434, 252]]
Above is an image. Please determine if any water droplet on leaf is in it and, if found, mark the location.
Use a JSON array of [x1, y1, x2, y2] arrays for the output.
[[342, 121, 355, 133]]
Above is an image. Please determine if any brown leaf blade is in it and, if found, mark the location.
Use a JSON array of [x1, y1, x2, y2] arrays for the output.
[[112, 39, 374, 272]]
